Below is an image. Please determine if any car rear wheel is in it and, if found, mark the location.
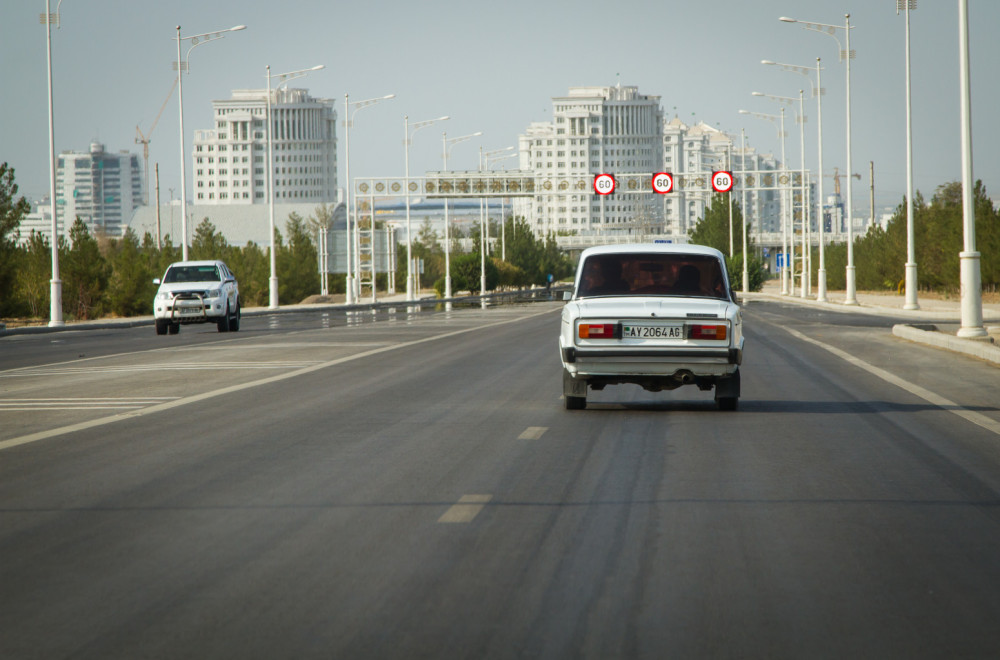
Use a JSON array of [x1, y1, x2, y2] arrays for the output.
[[565, 395, 587, 410], [717, 396, 738, 411], [227, 300, 240, 332]]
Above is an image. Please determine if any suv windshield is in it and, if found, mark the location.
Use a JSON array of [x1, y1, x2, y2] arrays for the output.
[[164, 265, 221, 283], [577, 253, 729, 299]]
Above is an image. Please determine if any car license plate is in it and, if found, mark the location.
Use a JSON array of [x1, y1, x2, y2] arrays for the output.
[[621, 324, 683, 339]]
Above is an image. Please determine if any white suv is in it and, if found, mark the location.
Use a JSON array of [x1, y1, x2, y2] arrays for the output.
[[153, 260, 241, 335], [560, 244, 744, 410]]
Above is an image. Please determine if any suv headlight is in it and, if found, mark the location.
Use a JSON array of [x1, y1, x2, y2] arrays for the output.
[[156, 291, 172, 302], [207, 288, 222, 299]]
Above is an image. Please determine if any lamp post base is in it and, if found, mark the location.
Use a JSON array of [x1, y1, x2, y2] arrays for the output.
[[269, 276, 280, 309], [957, 251, 987, 338], [903, 262, 920, 310], [345, 276, 356, 304], [816, 269, 828, 302], [48, 279, 64, 327], [843, 266, 859, 305]]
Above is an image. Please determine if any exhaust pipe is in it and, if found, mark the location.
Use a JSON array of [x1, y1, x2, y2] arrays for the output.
[[674, 369, 696, 385]]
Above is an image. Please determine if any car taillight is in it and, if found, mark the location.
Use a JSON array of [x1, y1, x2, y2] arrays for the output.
[[579, 323, 617, 339], [687, 324, 727, 340]]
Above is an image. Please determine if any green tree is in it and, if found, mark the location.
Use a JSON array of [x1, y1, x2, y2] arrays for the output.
[[1, 163, 31, 316], [190, 218, 228, 259], [106, 228, 155, 316], [62, 219, 110, 320], [13, 231, 50, 317], [450, 251, 498, 295], [278, 213, 320, 303], [225, 241, 269, 307], [689, 193, 766, 292]]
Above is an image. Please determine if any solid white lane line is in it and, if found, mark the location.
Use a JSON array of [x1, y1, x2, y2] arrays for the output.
[[518, 426, 548, 440], [438, 495, 493, 524], [780, 325, 1000, 438], [0, 307, 557, 452]]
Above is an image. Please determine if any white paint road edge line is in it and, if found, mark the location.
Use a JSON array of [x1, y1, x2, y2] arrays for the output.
[[0, 308, 558, 452], [780, 325, 1000, 438], [438, 494, 493, 523]]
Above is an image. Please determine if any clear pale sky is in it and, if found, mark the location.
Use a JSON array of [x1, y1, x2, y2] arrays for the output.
[[3, 0, 999, 218]]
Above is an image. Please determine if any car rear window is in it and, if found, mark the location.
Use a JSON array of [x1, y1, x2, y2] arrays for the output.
[[577, 253, 729, 299], [164, 266, 221, 283]]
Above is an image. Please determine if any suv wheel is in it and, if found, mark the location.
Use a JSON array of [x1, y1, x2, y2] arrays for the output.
[[155, 319, 169, 335], [565, 395, 587, 410], [217, 304, 230, 333], [228, 300, 240, 332]]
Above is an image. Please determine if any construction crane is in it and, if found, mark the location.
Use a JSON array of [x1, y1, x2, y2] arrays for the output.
[[135, 77, 178, 205], [825, 167, 861, 197]]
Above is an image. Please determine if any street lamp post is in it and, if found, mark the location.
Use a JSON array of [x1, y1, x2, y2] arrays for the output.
[[739, 108, 788, 294], [899, 0, 919, 310], [763, 57, 829, 302], [741, 128, 749, 293], [42, 0, 63, 326], [485, 151, 517, 262], [753, 90, 809, 297], [957, 0, 986, 338], [781, 14, 857, 305], [344, 93, 395, 304], [404, 114, 449, 300], [442, 130, 482, 300], [265, 64, 324, 309], [175, 24, 245, 263], [479, 146, 515, 298]]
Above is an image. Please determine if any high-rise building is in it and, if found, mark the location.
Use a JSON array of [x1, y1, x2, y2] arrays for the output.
[[55, 142, 143, 237], [192, 88, 338, 206], [517, 85, 663, 236]]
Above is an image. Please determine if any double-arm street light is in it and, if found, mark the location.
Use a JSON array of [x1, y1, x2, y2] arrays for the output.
[[41, 0, 64, 326], [739, 108, 789, 295], [442, 130, 482, 300], [404, 114, 449, 300], [485, 152, 518, 262], [344, 93, 395, 304], [265, 64, 324, 309], [753, 90, 810, 298], [763, 57, 829, 302], [781, 14, 858, 305], [175, 24, 246, 263]]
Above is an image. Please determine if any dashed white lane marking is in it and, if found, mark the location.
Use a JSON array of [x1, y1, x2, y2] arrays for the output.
[[518, 426, 548, 440], [780, 325, 1000, 438], [0, 397, 179, 411], [0, 362, 322, 377], [438, 495, 493, 524], [0, 307, 557, 452]]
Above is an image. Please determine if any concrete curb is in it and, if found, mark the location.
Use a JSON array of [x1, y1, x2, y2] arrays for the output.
[[892, 324, 1000, 366]]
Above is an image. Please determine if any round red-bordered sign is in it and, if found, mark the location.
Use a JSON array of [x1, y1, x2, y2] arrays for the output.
[[652, 172, 674, 194], [593, 173, 615, 195], [712, 170, 734, 193]]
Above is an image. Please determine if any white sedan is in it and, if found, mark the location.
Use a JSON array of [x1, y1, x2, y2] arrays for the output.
[[559, 244, 744, 410]]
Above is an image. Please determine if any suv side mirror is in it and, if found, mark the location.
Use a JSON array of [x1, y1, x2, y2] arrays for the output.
[[153, 278, 161, 285], [563, 291, 573, 301]]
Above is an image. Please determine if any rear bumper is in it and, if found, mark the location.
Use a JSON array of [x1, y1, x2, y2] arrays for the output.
[[562, 346, 742, 365]]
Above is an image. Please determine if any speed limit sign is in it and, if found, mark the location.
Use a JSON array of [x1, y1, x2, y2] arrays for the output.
[[712, 170, 734, 193], [593, 173, 616, 195], [651, 172, 674, 194]]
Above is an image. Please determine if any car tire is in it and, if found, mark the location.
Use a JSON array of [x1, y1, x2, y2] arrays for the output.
[[565, 395, 587, 410], [217, 304, 230, 333], [228, 299, 240, 332], [155, 319, 169, 335], [168, 323, 180, 335], [717, 396, 738, 411]]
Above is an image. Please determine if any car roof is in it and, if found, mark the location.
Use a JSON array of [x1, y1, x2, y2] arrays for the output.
[[578, 243, 725, 260], [166, 260, 228, 268]]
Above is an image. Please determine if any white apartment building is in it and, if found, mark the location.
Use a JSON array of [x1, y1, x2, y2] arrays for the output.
[[517, 85, 663, 237], [192, 88, 337, 205], [54, 142, 143, 238]]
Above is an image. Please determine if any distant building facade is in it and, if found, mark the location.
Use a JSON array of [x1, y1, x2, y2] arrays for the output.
[[54, 142, 144, 238], [192, 88, 338, 206]]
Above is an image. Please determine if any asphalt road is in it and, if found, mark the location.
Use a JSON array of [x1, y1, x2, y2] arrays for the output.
[[2, 299, 1000, 659]]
